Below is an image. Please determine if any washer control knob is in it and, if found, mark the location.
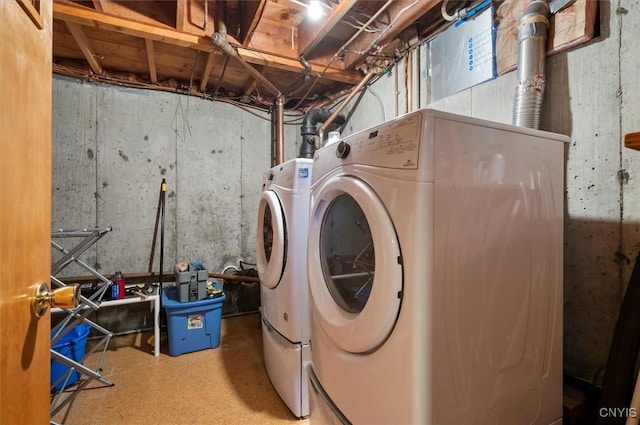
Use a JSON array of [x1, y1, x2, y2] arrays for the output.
[[336, 141, 351, 159]]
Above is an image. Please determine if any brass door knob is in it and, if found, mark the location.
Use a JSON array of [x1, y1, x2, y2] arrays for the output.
[[32, 282, 79, 318]]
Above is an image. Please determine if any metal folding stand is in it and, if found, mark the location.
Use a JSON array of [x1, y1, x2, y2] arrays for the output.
[[49, 227, 116, 421]]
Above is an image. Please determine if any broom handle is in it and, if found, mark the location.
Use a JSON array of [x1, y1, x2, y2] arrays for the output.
[[159, 179, 166, 302], [148, 180, 164, 273]]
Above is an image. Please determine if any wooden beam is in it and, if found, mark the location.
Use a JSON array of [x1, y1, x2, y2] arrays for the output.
[[53, 1, 362, 84], [246, 18, 297, 56], [54, 2, 219, 51], [340, 0, 439, 70], [625, 133, 640, 151], [91, 0, 105, 12], [236, 47, 362, 84], [298, 0, 356, 59], [176, 0, 186, 31], [144, 38, 157, 84], [65, 22, 103, 75], [242, 79, 259, 96], [199, 51, 216, 92], [240, 0, 267, 46]]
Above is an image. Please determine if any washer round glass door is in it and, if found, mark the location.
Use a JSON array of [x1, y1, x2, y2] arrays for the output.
[[308, 175, 402, 353], [256, 191, 286, 289]]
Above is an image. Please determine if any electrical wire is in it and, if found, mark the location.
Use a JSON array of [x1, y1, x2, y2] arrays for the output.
[[53, 63, 301, 121], [285, 0, 397, 112], [352, 10, 390, 26], [350, 0, 421, 56], [342, 18, 381, 33], [337, 81, 369, 133], [213, 55, 230, 98], [335, 0, 395, 58], [286, 59, 336, 111], [368, 85, 386, 122]]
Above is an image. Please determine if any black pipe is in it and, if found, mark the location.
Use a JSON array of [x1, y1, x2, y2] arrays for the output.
[[159, 179, 166, 305], [299, 107, 345, 158], [299, 107, 329, 158]]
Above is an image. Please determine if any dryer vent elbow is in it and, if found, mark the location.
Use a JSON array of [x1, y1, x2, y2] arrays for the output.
[[298, 108, 344, 158]]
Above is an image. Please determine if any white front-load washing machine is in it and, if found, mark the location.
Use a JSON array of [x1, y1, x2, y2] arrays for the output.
[[256, 158, 312, 418], [306, 109, 567, 424]]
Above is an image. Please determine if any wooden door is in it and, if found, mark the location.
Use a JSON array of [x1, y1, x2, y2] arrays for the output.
[[0, 0, 52, 423]]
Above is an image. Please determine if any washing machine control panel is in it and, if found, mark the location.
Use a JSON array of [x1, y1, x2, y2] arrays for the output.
[[338, 112, 422, 169]]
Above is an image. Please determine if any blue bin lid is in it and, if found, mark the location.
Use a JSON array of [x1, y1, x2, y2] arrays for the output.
[[51, 323, 91, 348]]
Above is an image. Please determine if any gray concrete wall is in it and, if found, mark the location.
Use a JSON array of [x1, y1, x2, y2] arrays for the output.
[[52, 76, 299, 280]]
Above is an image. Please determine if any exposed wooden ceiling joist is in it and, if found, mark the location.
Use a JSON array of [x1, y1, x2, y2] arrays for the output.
[[53, 1, 362, 85], [243, 79, 259, 97], [298, 0, 356, 59], [65, 21, 103, 75], [341, 0, 439, 71], [200, 52, 216, 92], [239, 0, 267, 46], [91, 0, 104, 13], [54, 2, 219, 51], [144, 38, 157, 84], [176, 0, 187, 32]]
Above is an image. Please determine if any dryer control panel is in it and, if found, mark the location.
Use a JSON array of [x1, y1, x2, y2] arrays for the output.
[[332, 112, 423, 169]]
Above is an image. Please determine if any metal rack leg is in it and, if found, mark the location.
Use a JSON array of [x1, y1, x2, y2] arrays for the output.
[[49, 226, 116, 420]]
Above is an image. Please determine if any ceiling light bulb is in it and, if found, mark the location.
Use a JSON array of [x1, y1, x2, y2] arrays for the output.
[[308, 0, 323, 20]]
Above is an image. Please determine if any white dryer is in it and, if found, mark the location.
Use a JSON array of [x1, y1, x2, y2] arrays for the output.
[[306, 109, 567, 425], [256, 158, 312, 418]]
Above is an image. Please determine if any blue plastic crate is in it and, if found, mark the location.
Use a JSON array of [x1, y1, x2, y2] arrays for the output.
[[162, 286, 226, 356], [51, 323, 91, 392]]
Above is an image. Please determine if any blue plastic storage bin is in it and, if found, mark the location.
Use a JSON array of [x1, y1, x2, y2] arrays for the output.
[[162, 286, 226, 356], [51, 323, 91, 392]]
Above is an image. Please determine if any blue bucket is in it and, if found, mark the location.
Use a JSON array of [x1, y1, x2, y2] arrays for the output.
[[51, 324, 91, 392]]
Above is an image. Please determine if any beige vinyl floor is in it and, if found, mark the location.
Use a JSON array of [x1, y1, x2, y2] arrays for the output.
[[51, 312, 308, 425]]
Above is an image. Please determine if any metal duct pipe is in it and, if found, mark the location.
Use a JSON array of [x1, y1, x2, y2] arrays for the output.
[[211, 31, 285, 164], [512, 0, 551, 129]]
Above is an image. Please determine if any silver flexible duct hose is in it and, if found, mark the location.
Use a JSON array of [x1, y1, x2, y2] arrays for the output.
[[512, 0, 551, 129]]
